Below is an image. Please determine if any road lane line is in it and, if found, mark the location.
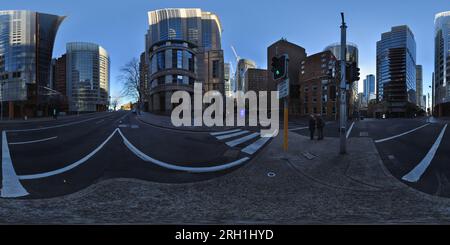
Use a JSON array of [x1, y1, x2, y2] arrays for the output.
[[374, 123, 430, 143], [7, 113, 115, 133], [216, 130, 249, 140], [117, 129, 250, 173], [210, 129, 241, 136], [346, 122, 355, 139], [241, 137, 271, 155], [17, 129, 119, 180], [9, 136, 58, 145], [402, 124, 448, 183], [1, 131, 29, 198], [95, 119, 105, 124], [226, 133, 260, 147]]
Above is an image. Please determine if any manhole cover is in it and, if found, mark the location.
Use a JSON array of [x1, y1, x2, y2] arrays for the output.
[[267, 172, 276, 178]]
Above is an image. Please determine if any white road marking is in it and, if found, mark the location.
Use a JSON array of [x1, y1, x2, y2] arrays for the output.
[[119, 124, 129, 128], [131, 125, 139, 129], [346, 122, 355, 139], [210, 129, 241, 136], [216, 130, 249, 140], [95, 119, 105, 124], [402, 124, 448, 183], [117, 129, 250, 173], [1, 131, 29, 198], [226, 133, 260, 147], [7, 114, 113, 133], [374, 123, 430, 143], [289, 126, 308, 131], [242, 137, 271, 155], [18, 129, 119, 180], [9, 136, 58, 145]]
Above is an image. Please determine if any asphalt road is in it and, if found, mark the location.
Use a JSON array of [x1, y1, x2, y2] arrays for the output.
[[291, 117, 450, 198], [0, 111, 271, 199]]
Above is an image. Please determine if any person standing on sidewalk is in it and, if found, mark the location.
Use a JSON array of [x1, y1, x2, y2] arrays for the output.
[[308, 114, 316, 140], [316, 114, 325, 140]]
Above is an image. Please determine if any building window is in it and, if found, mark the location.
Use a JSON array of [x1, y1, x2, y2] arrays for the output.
[[186, 51, 195, 72], [212, 60, 219, 78], [156, 51, 165, 71], [172, 49, 183, 69]]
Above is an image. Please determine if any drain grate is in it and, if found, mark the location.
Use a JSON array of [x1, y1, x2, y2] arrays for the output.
[[267, 172, 276, 178]]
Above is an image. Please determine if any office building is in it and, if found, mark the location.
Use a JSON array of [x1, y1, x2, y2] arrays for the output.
[[146, 8, 224, 113], [139, 51, 149, 111], [64, 42, 110, 112], [416, 65, 423, 108], [0, 10, 65, 118], [299, 50, 340, 119], [434, 11, 450, 116], [324, 43, 359, 117], [376, 25, 417, 117], [363, 74, 376, 103], [235, 58, 256, 92], [267, 39, 307, 115]]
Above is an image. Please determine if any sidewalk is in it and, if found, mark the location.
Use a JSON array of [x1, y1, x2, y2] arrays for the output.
[[2, 131, 450, 224], [136, 112, 237, 132]]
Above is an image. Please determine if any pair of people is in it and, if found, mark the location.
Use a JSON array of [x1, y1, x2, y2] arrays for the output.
[[308, 114, 325, 140]]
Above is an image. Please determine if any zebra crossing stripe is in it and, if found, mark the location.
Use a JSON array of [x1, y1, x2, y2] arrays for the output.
[[226, 133, 260, 147], [241, 137, 272, 155], [210, 129, 241, 136], [216, 130, 249, 140]]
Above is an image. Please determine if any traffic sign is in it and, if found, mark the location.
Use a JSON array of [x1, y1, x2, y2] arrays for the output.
[[277, 78, 289, 99]]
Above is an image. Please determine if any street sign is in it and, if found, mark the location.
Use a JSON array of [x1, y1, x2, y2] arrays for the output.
[[277, 78, 289, 99]]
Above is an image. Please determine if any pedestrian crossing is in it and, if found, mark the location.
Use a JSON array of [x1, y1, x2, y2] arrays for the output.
[[210, 129, 272, 155]]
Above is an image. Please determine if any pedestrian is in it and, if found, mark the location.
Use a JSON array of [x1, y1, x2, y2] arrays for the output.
[[316, 114, 325, 140], [308, 114, 316, 140]]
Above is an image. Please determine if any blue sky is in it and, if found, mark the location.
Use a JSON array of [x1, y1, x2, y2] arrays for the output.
[[3, 0, 448, 105]]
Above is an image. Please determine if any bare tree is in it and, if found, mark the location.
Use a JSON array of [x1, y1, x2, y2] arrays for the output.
[[111, 97, 120, 111], [118, 58, 147, 113]]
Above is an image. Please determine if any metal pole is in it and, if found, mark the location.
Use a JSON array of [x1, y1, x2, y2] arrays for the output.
[[339, 12, 348, 154]]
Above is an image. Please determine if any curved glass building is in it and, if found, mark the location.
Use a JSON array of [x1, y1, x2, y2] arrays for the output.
[[434, 11, 450, 116], [145, 8, 224, 113], [376, 25, 416, 117], [324, 43, 359, 117], [66, 42, 110, 112], [0, 10, 65, 118]]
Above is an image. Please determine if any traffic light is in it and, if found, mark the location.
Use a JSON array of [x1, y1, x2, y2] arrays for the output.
[[271, 55, 288, 80], [345, 62, 360, 83]]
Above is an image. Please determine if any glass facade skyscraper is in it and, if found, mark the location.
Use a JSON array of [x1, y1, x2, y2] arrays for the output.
[[0, 10, 64, 118], [66, 42, 110, 112], [434, 11, 450, 116], [364, 74, 376, 103], [146, 8, 224, 113], [376, 25, 417, 116]]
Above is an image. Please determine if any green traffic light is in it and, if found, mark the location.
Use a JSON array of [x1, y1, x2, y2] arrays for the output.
[[276, 70, 280, 75]]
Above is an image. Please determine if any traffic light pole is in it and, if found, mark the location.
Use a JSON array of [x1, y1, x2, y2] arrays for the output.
[[339, 13, 348, 154]]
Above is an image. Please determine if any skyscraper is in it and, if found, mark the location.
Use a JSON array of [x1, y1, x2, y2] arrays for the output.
[[363, 74, 376, 103], [416, 65, 423, 108], [324, 43, 359, 117], [65, 42, 110, 112], [146, 8, 224, 113], [376, 25, 417, 117], [434, 11, 450, 116], [0, 10, 65, 118]]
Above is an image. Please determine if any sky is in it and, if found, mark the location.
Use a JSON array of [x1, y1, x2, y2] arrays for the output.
[[3, 0, 448, 105]]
